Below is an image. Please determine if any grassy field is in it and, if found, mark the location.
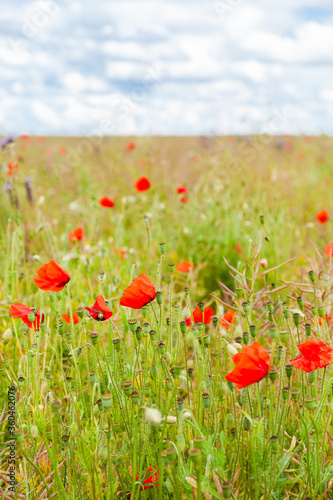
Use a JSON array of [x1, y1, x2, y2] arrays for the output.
[[1, 134, 333, 499]]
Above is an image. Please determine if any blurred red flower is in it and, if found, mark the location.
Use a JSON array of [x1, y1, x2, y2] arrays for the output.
[[120, 274, 156, 309], [187, 306, 214, 325], [69, 227, 84, 242], [317, 210, 329, 224], [33, 260, 70, 292], [290, 338, 332, 372], [221, 310, 236, 330], [325, 242, 333, 257], [99, 197, 114, 208], [59, 146, 66, 155], [226, 342, 270, 389], [236, 242, 243, 254], [180, 197, 188, 204], [7, 163, 18, 177], [127, 467, 159, 498], [127, 141, 136, 152], [62, 312, 80, 325], [85, 295, 113, 321], [10, 303, 44, 331], [135, 176, 150, 192], [176, 261, 194, 273], [177, 186, 189, 194]]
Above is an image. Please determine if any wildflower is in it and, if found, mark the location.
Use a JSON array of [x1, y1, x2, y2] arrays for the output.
[[290, 338, 332, 372], [120, 274, 156, 309], [85, 295, 113, 321], [126, 467, 159, 498], [126, 141, 136, 152], [6, 163, 18, 177], [317, 210, 329, 224], [260, 258, 268, 268], [236, 242, 243, 254], [225, 342, 270, 389], [99, 197, 114, 208], [145, 408, 162, 424], [177, 186, 189, 194], [180, 197, 188, 204], [62, 313, 80, 325], [186, 306, 214, 326], [176, 261, 194, 273], [135, 176, 150, 192], [10, 303, 44, 331], [68, 227, 84, 242], [59, 146, 66, 154], [220, 311, 236, 331], [325, 242, 333, 257], [318, 315, 333, 326], [33, 260, 70, 292]]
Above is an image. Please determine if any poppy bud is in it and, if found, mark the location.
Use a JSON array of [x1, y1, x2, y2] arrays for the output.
[[230, 427, 236, 439], [128, 319, 137, 333], [243, 417, 251, 431], [149, 329, 156, 340], [141, 305, 147, 317], [173, 363, 184, 376], [40, 323, 46, 333], [291, 388, 299, 402], [188, 448, 201, 464], [311, 307, 317, 316], [318, 307, 325, 317], [267, 311, 274, 322], [18, 272, 24, 281], [285, 364, 292, 378], [202, 392, 210, 409], [159, 242, 166, 254], [98, 271, 106, 281], [179, 321, 187, 335], [227, 344, 238, 357], [279, 330, 288, 343], [197, 321, 203, 333], [242, 302, 249, 313], [100, 393, 113, 409], [135, 326, 143, 341], [188, 367, 194, 378], [305, 324, 311, 338], [2, 328, 12, 345], [297, 296, 304, 310], [113, 338, 121, 351], [242, 331, 250, 345], [177, 397, 185, 411], [177, 433, 186, 451], [113, 422, 122, 434], [269, 366, 278, 382], [267, 302, 274, 313], [308, 270, 315, 283], [235, 336, 242, 345], [222, 481, 232, 499], [156, 291, 162, 305], [203, 334, 210, 346], [235, 287, 242, 297], [227, 380, 234, 391], [250, 325, 257, 338], [130, 391, 139, 404], [90, 332, 98, 345], [259, 215, 265, 225], [21, 323, 28, 333], [31, 425, 38, 439], [269, 324, 278, 339], [168, 263, 175, 273], [89, 371, 96, 384], [166, 317, 171, 327], [166, 445, 177, 463], [292, 313, 300, 326], [123, 382, 132, 396], [307, 371, 315, 384], [198, 302, 205, 313], [28, 312, 35, 323], [277, 346, 283, 361], [184, 287, 190, 296], [270, 435, 278, 452]]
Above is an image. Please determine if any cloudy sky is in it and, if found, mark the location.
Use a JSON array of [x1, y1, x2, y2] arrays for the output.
[[1, 0, 333, 135]]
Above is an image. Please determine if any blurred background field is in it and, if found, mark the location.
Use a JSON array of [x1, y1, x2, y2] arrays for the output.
[[1, 134, 332, 304]]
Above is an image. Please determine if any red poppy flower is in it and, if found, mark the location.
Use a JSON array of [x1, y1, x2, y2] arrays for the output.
[[185, 317, 192, 327], [33, 260, 70, 292], [126, 467, 159, 498], [318, 315, 333, 326], [68, 227, 84, 242], [325, 242, 333, 257], [226, 342, 270, 389], [120, 274, 156, 309], [59, 146, 66, 155], [180, 196, 188, 204], [290, 338, 332, 372], [114, 249, 126, 260], [176, 261, 194, 273], [177, 186, 189, 194], [10, 303, 44, 331], [187, 306, 214, 326], [84, 295, 113, 321], [236, 242, 243, 254], [99, 197, 114, 208], [7, 163, 19, 177], [135, 176, 150, 192], [221, 311, 236, 331], [127, 141, 136, 152], [317, 210, 329, 224], [62, 312, 80, 325], [21, 135, 31, 141]]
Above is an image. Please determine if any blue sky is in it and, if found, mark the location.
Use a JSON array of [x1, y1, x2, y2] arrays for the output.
[[1, 0, 333, 135]]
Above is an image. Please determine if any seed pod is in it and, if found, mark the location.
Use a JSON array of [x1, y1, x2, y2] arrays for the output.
[[269, 366, 278, 382], [243, 331, 249, 345], [307, 371, 315, 384], [135, 326, 143, 342], [305, 324, 311, 338], [202, 392, 210, 409], [291, 388, 299, 402], [156, 291, 162, 305], [279, 330, 288, 343], [277, 346, 283, 361], [305, 397, 316, 411], [270, 435, 278, 452], [176, 397, 185, 411], [243, 417, 251, 431], [250, 325, 257, 338], [31, 425, 38, 439], [222, 481, 232, 499], [242, 302, 249, 313], [308, 270, 315, 283], [269, 324, 278, 339], [128, 319, 137, 332], [282, 387, 289, 400], [188, 448, 201, 464], [285, 364, 292, 378]]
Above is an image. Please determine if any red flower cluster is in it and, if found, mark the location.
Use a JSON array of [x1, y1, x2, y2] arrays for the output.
[[120, 274, 156, 309], [317, 210, 329, 224], [33, 260, 70, 292], [10, 303, 44, 331], [7, 163, 18, 177], [177, 186, 189, 204], [69, 227, 84, 242], [85, 296, 113, 321], [226, 342, 270, 389], [290, 338, 332, 372]]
